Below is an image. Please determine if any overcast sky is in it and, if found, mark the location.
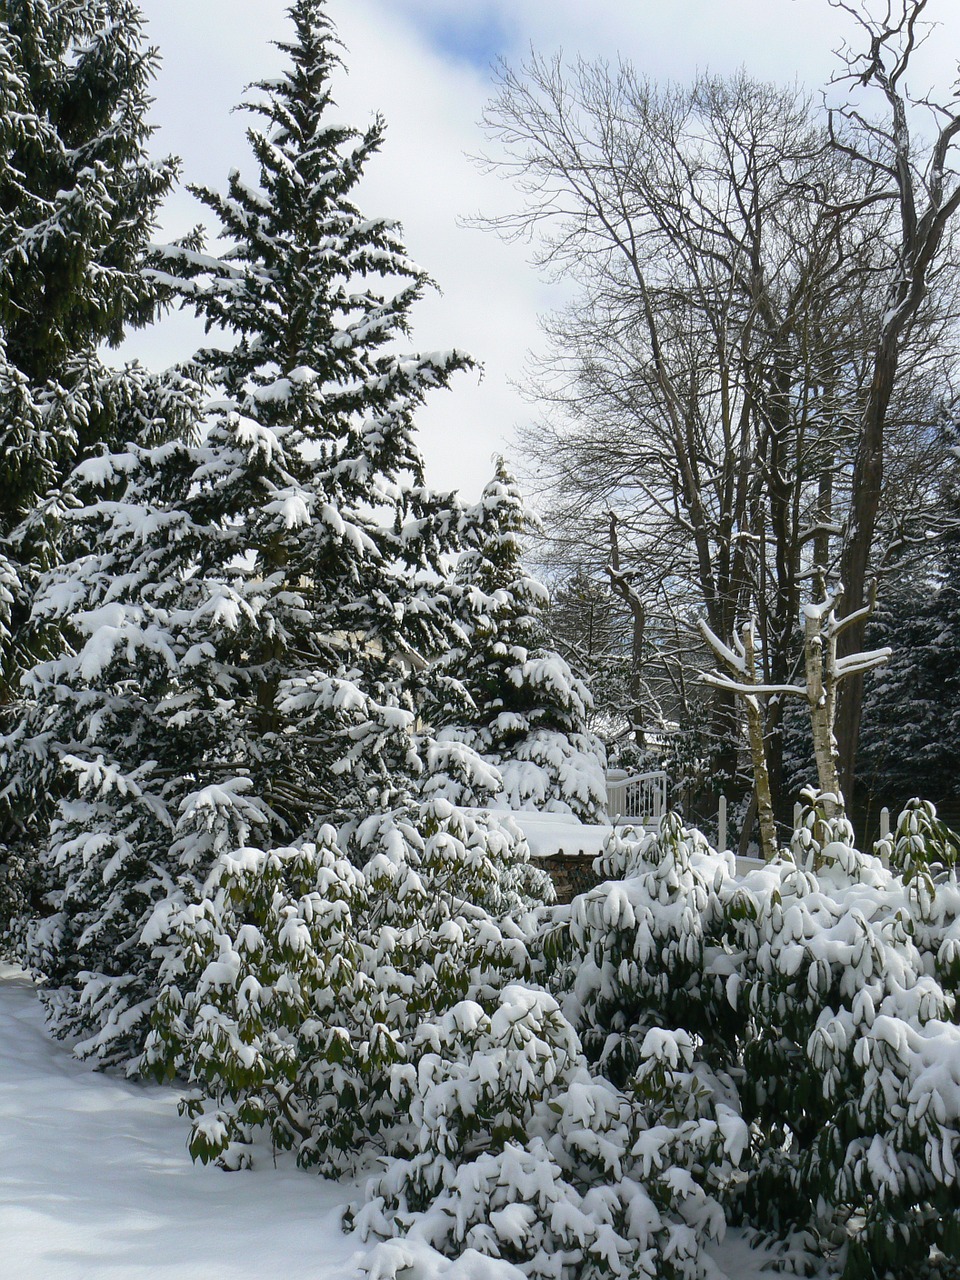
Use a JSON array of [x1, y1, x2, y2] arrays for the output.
[[128, 0, 960, 498]]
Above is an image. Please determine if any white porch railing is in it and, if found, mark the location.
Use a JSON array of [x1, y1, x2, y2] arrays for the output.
[[605, 770, 668, 826]]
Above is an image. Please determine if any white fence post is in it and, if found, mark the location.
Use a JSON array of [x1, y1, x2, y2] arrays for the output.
[[880, 807, 891, 842], [718, 794, 727, 853]]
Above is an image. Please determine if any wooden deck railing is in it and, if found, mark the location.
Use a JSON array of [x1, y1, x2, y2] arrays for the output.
[[605, 770, 667, 825]]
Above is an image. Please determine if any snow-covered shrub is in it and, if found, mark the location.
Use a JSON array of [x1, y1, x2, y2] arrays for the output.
[[877, 796, 960, 881], [530, 798, 960, 1278], [729, 794, 960, 1278], [349, 811, 749, 1280], [877, 801, 960, 999], [148, 794, 749, 1280], [327, 796, 960, 1280], [145, 829, 365, 1169], [355, 1013, 745, 1280], [563, 811, 741, 1087], [145, 800, 544, 1172], [350, 984, 584, 1219]]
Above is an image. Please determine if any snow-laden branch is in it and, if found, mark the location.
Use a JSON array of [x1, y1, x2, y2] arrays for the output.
[[697, 617, 746, 677], [832, 646, 892, 679], [701, 672, 808, 699]]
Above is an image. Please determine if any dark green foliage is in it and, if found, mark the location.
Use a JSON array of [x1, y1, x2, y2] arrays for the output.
[[550, 797, 960, 1279], [431, 461, 607, 820], [859, 544, 960, 812], [561, 811, 741, 1087], [0, 0, 177, 500], [0, 1, 174, 376], [0, 1, 188, 938], [143, 803, 541, 1172]]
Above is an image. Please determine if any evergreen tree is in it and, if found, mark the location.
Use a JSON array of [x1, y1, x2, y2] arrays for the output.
[[11, 0, 476, 1062], [0, 1, 172, 375], [158, 0, 474, 827], [0, 1, 195, 944], [432, 460, 606, 821], [858, 531, 960, 810], [0, 0, 179, 614]]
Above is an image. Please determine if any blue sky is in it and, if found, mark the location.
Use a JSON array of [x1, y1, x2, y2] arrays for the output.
[[414, 8, 514, 70]]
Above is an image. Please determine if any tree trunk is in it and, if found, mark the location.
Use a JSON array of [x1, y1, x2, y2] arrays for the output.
[[804, 604, 844, 806], [765, 695, 787, 826], [606, 512, 648, 745], [739, 624, 778, 861], [835, 343, 893, 801], [629, 606, 646, 746]]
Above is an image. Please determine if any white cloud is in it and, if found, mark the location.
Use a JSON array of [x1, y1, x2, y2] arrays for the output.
[[130, 0, 960, 498]]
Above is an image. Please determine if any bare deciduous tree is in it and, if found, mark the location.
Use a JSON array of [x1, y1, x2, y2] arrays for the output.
[[701, 595, 890, 860], [827, 0, 960, 796], [477, 17, 960, 824]]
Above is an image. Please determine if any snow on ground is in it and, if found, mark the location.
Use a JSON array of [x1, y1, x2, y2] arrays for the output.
[[0, 962, 526, 1279], [0, 962, 789, 1279], [0, 962, 367, 1279]]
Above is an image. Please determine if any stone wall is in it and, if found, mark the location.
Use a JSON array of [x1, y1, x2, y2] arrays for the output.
[[539, 853, 602, 904]]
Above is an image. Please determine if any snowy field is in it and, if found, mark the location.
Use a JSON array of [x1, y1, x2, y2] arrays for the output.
[[0, 962, 786, 1280]]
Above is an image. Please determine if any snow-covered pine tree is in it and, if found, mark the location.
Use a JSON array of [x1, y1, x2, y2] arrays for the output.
[[0, 0, 194, 945], [0, 0, 175, 378], [431, 459, 606, 821], [12, 0, 481, 1062]]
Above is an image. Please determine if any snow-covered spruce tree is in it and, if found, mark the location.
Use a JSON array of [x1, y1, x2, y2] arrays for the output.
[[12, 0, 509, 1065], [0, 0, 180, 665], [151, 0, 480, 827], [0, 0, 174, 383], [0, 0, 189, 942], [430, 459, 606, 821], [0, 364, 202, 964]]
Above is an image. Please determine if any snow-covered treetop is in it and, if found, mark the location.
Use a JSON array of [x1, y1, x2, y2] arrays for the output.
[[456, 456, 547, 625], [156, 0, 472, 483], [429, 460, 606, 820]]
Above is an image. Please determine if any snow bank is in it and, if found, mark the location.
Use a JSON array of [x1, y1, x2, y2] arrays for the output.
[[0, 964, 522, 1279], [483, 809, 615, 859]]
